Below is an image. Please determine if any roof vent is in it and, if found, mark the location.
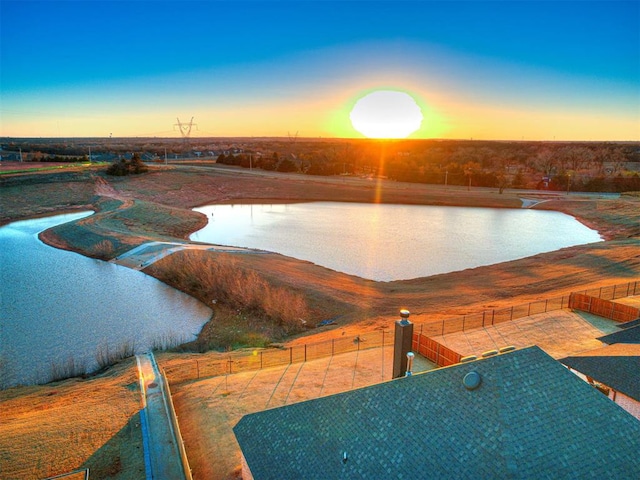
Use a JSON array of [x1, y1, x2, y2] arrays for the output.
[[405, 352, 415, 377], [481, 349, 499, 358], [499, 346, 516, 353], [460, 355, 477, 363], [463, 371, 482, 390]]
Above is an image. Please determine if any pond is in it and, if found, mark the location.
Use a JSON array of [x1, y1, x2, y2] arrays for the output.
[[190, 202, 603, 281], [0, 212, 212, 388]]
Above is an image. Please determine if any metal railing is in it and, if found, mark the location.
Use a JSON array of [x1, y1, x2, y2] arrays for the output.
[[162, 330, 394, 384], [158, 365, 193, 480], [160, 280, 639, 385], [413, 280, 638, 337]]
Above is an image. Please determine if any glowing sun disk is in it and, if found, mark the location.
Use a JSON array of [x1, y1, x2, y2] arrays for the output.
[[350, 90, 423, 139]]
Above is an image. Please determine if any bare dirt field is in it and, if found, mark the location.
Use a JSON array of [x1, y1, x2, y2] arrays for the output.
[[1, 163, 639, 478]]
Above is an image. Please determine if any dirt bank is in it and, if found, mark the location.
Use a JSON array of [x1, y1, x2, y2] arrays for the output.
[[3, 165, 640, 336]]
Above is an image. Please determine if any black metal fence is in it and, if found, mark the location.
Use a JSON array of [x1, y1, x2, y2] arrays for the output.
[[161, 280, 639, 385], [414, 280, 638, 337]]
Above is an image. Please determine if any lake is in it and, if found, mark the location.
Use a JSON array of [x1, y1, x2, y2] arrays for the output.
[[190, 202, 603, 281], [0, 212, 212, 388]]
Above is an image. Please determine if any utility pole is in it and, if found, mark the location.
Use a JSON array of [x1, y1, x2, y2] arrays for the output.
[[174, 117, 197, 146]]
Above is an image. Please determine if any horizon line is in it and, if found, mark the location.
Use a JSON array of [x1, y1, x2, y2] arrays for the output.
[[2, 136, 639, 144]]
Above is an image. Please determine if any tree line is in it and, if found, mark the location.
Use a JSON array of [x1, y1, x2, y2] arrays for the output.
[[221, 140, 640, 193]]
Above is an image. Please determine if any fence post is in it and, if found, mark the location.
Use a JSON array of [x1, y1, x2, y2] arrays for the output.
[[195, 360, 200, 379], [510, 306, 514, 321], [613, 284, 617, 299], [528, 303, 531, 316], [332, 339, 335, 356], [482, 311, 485, 327], [260, 351, 263, 369], [462, 316, 466, 331], [492, 310, 495, 325], [289, 347, 293, 364], [304, 344, 307, 363]]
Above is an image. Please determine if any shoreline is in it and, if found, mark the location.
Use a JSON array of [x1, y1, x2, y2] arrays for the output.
[[3, 167, 639, 327], [1, 166, 639, 480]]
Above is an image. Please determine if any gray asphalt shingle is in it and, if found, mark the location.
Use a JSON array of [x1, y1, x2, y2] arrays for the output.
[[560, 344, 640, 401], [597, 325, 640, 344], [234, 346, 640, 479]]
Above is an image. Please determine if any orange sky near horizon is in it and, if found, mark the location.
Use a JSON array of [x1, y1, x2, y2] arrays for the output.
[[2, 2, 638, 142]]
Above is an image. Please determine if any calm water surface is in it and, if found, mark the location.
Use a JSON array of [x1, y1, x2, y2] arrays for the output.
[[191, 202, 602, 281], [0, 212, 212, 388]]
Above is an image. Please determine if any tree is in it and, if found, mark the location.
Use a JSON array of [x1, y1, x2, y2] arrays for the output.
[[512, 171, 526, 189], [496, 173, 509, 194], [533, 148, 556, 177], [277, 158, 297, 173], [106, 153, 147, 176], [130, 153, 148, 174]]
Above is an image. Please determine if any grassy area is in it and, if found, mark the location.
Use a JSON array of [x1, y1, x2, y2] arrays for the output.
[[1, 165, 639, 477], [0, 162, 105, 176], [42, 196, 206, 259], [0, 359, 145, 480], [146, 251, 313, 349]]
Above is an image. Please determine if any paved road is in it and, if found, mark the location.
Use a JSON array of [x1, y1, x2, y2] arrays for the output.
[[137, 352, 190, 480]]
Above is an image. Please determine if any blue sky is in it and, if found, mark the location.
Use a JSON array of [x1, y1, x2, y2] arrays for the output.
[[1, 1, 638, 139]]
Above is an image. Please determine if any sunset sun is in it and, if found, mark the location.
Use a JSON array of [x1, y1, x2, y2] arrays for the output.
[[349, 90, 424, 139]]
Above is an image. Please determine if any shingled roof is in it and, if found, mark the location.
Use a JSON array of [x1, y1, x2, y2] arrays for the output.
[[618, 318, 640, 329], [559, 343, 640, 401], [597, 325, 640, 344], [234, 346, 640, 479]]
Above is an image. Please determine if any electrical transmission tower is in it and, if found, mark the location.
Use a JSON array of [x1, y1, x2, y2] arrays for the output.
[[174, 117, 198, 144]]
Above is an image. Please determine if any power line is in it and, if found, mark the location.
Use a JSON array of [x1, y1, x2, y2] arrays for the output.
[[174, 117, 198, 144]]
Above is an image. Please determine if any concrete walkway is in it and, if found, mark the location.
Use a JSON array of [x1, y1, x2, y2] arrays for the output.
[[113, 241, 265, 270], [432, 310, 620, 360], [136, 352, 189, 480]]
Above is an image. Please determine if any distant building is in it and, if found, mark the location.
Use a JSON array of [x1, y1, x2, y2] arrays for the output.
[[234, 346, 640, 479]]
